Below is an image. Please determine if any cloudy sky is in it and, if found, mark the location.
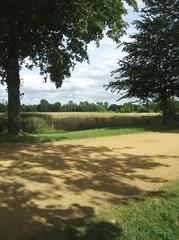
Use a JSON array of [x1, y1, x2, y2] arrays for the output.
[[0, 0, 144, 105]]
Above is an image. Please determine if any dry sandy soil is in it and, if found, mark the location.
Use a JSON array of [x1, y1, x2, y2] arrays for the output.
[[0, 132, 179, 239]]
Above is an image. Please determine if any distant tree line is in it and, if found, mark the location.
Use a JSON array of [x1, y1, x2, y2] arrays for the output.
[[1, 99, 179, 115]]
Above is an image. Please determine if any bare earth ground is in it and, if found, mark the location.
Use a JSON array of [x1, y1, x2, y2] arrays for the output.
[[0, 132, 179, 239]]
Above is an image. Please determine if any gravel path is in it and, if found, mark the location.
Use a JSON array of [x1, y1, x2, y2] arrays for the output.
[[0, 132, 179, 239]]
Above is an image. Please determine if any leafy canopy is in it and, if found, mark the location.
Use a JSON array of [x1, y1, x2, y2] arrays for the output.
[[0, 0, 137, 87], [108, 0, 179, 103]]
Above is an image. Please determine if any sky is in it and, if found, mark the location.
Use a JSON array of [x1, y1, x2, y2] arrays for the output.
[[0, 0, 144, 105]]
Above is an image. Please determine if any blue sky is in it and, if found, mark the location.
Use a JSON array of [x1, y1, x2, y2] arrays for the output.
[[0, 0, 144, 105]]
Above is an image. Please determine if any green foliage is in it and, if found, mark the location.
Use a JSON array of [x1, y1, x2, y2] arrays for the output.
[[20, 100, 110, 113], [0, 0, 137, 134], [168, 98, 179, 116], [21, 115, 55, 133], [37, 99, 49, 112], [119, 103, 134, 113], [109, 104, 121, 112], [3, 99, 178, 114], [13, 99, 179, 114], [108, 0, 179, 122], [0, 0, 137, 85], [0, 103, 7, 112]]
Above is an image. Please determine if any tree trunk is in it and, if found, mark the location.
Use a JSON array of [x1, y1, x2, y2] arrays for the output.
[[162, 98, 168, 125], [6, 56, 21, 135]]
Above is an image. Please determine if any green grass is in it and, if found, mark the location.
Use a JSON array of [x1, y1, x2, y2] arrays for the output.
[[0, 122, 179, 143], [35, 180, 179, 240], [0, 127, 145, 143]]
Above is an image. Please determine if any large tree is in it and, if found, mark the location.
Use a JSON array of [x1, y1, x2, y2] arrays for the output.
[[108, 0, 179, 124], [0, 0, 137, 135]]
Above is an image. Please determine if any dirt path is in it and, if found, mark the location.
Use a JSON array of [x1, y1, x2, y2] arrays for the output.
[[0, 132, 179, 239]]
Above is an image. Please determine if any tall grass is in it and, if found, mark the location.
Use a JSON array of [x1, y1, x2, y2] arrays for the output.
[[0, 112, 162, 133]]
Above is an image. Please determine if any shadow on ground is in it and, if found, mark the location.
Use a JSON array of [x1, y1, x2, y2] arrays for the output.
[[0, 142, 177, 239], [29, 219, 124, 240]]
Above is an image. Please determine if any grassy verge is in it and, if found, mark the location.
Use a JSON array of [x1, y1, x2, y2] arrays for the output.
[[37, 180, 179, 240], [0, 127, 145, 143], [0, 123, 179, 143]]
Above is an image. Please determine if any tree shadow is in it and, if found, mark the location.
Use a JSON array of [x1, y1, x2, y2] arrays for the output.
[[0, 142, 177, 239], [29, 219, 123, 240]]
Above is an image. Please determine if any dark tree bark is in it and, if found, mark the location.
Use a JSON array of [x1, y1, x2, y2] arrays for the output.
[[162, 97, 168, 125], [6, 55, 21, 135]]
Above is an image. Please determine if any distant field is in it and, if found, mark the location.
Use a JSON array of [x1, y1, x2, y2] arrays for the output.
[[23, 112, 161, 118], [0, 112, 162, 133]]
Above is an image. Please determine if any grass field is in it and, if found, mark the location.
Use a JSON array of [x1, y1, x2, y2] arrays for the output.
[[0, 112, 162, 133]]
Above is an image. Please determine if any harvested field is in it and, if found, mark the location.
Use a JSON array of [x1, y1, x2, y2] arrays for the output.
[[0, 131, 179, 239]]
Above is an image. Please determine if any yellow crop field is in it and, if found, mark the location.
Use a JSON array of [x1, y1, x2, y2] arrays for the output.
[[0, 112, 161, 133]]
